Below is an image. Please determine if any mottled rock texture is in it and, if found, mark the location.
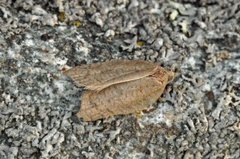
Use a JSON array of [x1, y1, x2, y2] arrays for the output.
[[0, 0, 239, 158]]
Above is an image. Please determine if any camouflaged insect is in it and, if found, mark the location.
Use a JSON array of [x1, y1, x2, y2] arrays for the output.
[[64, 59, 174, 121]]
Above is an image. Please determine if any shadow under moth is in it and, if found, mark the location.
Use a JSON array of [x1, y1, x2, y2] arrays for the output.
[[64, 59, 174, 121]]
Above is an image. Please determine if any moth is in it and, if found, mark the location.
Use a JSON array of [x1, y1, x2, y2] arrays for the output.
[[64, 59, 174, 121]]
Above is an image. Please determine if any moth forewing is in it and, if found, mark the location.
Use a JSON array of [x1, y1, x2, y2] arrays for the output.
[[77, 68, 171, 121], [64, 59, 158, 91]]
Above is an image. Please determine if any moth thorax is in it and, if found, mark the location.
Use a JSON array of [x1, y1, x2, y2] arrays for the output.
[[151, 68, 168, 84]]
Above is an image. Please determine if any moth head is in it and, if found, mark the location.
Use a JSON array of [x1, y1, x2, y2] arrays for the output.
[[167, 70, 175, 83]]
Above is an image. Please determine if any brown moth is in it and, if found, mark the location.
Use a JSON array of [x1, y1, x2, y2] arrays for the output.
[[64, 59, 174, 121]]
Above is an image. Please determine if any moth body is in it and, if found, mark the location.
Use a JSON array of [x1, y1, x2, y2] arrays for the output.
[[64, 60, 174, 121]]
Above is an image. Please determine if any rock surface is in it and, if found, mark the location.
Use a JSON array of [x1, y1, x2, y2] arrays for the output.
[[0, 0, 240, 158]]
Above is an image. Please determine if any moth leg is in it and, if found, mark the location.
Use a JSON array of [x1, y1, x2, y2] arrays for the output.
[[134, 111, 144, 119]]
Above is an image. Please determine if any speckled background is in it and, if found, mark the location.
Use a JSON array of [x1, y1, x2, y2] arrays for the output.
[[0, 0, 240, 159]]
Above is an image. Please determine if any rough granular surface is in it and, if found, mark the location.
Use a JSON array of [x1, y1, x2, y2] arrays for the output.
[[0, 0, 240, 158]]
